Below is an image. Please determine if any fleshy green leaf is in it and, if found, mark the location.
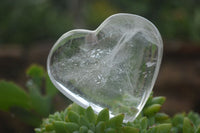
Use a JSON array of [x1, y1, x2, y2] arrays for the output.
[[143, 104, 161, 116], [45, 123, 54, 131], [172, 113, 185, 132], [140, 117, 148, 129], [95, 121, 106, 133], [0, 81, 30, 111], [89, 123, 95, 132], [155, 123, 172, 133], [80, 115, 90, 127], [122, 126, 139, 133], [53, 121, 79, 133], [145, 93, 153, 106], [148, 124, 171, 133], [151, 97, 166, 105], [68, 111, 80, 124], [79, 125, 88, 133], [68, 103, 86, 115], [107, 114, 124, 128], [96, 108, 109, 124], [148, 116, 155, 126], [85, 106, 96, 123], [155, 113, 169, 123], [183, 117, 195, 133], [53, 121, 68, 133]]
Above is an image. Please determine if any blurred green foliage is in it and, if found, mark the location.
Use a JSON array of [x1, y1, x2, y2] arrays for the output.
[[0, 0, 200, 45], [0, 64, 60, 127], [0, 0, 73, 44]]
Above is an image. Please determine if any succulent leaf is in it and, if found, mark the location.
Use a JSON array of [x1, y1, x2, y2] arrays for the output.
[[183, 117, 195, 133], [143, 104, 161, 116], [88, 123, 95, 132], [45, 123, 54, 131], [151, 97, 166, 105], [140, 117, 148, 129], [53, 121, 68, 133], [85, 106, 96, 123], [79, 115, 90, 128], [79, 126, 88, 133], [154, 123, 172, 133], [65, 122, 80, 133], [107, 114, 124, 128], [69, 103, 85, 115], [96, 108, 109, 124], [68, 111, 80, 124], [95, 121, 106, 133], [155, 113, 169, 123], [122, 126, 139, 133]]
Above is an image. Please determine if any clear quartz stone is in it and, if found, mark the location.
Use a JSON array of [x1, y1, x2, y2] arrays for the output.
[[47, 13, 163, 122]]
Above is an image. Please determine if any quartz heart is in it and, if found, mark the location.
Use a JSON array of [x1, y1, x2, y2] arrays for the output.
[[47, 13, 163, 122]]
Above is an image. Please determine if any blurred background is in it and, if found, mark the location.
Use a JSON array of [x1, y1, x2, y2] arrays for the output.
[[0, 0, 200, 132]]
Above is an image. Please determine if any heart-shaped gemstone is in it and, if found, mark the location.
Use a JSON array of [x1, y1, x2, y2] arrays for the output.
[[47, 13, 163, 122]]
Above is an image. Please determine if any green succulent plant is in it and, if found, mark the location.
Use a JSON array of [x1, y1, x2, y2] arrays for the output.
[[35, 94, 200, 133], [0, 64, 199, 133]]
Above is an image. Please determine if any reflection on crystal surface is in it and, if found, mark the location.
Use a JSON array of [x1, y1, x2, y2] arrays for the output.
[[48, 13, 163, 122]]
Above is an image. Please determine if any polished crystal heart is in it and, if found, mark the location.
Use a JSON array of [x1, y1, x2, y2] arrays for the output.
[[47, 13, 163, 122]]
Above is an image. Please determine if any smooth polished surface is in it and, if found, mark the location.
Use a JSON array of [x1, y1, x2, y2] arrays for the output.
[[47, 13, 163, 122]]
